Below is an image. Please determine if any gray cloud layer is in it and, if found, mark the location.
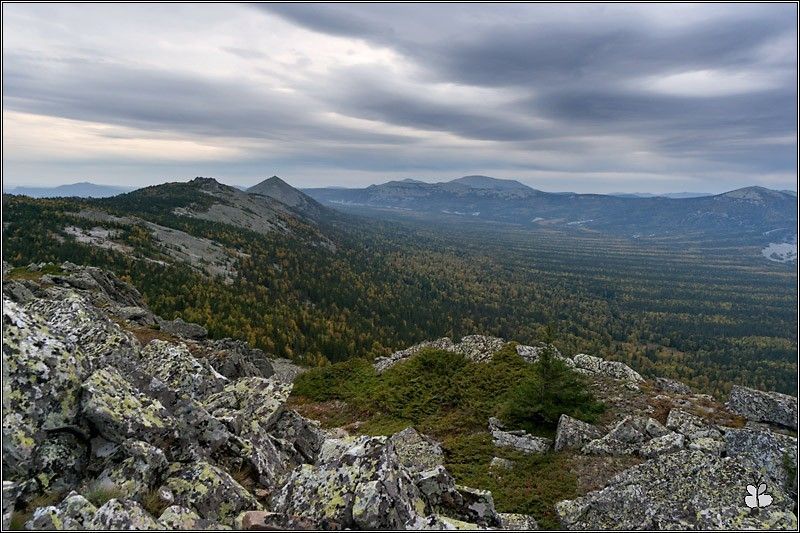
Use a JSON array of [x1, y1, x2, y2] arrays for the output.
[[3, 3, 797, 192]]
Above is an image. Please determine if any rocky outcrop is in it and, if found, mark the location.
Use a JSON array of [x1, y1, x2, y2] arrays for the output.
[[554, 415, 602, 452], [571, 354, 644, 385], [727, 385, 798, 430], [582, 416, 669, 456], [489, 418, 552, 454], [516, 343, 573, 367], [390, 427, 446, 474], [271, 435, 427, 529], [556, 450, 798, 530], [374, 335, 506, 372]]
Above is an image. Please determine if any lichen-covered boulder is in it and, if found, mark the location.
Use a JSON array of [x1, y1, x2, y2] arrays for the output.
[[139, 341, 227, 400], [81, 367, 178, 445], [3, 280, 35, 304], [554, 414, 603, 452], [572, 354, 644, 384], [725, 427, 798, 498], [687, 436, 726, 456], [727, 385, 798, 430], [390, 427, 446, 474], [163, 462, 261, 525], [489, 419, 551, 454], [96, 440, 168, 500], [87, 499, 160, 530], [556, 449, 798, 530], [202, 338, 275, 380], [26, 491, 97, 530], [26, 290, 139, 368], [158, 317, 208, 340], [665, 409, 722, 441], [454, 485, 501, 527], [272, 435, 427, 529], [499, 512, 539, 530], [582, 416, 657, 456], [30, 432, 89, 492], [158, 505, 227, 530], [237, 510, 324, 530], [204, 377, 290, 438], [271, 409, 326, 464], [638, 432, 685, 458], [2, 298, 91, 478]]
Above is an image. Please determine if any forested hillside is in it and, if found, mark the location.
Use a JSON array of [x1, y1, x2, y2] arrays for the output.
[[3, 183, 796, 396]]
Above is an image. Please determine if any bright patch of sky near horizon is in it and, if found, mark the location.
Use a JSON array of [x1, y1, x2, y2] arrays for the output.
[[2, 3, 797, 193]]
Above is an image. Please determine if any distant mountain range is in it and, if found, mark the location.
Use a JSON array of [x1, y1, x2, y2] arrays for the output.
[[4, 182, 133, 198], [304, 176, 798, 244]]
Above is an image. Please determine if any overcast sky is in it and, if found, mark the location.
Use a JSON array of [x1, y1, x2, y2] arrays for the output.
[[2, 3, 797, 193]]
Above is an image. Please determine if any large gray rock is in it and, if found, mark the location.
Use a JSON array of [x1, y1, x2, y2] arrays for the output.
[[489, 418, 551, 454], [158, 505, 226, 530], [202, 338, 274, 380], [81, 367, 178, 445], [272, 435, 427, 529], [159, 317, 208, 340], [666, 409, 723, 442], [26, 290, 140, 368], [725, 427, 798, 499], [582, 416, 664, 456], [26, 491, 97, 530], [163, 462, 261, 525], [554, 414, 603, 452], [270, 409, 326, 464], [639, 432, 685, 458], [499, 512, 539, 530], [728, 385, 798, 430], [2, 298, 91, 479], [556, 450, 798, 530], [139, 340, 228, 400], [95, 440, 168, 500], [390, 427, 446, 474], [87, 499, 160, 530]]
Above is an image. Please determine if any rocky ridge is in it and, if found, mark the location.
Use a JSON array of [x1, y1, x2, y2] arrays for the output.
[[2, 261, 798, 530]]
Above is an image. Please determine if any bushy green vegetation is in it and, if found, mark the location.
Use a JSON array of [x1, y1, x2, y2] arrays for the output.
[[501, 347, 604, 432], [292, 344, 602, 528]]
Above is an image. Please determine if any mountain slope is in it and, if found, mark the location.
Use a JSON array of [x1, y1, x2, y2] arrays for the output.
[[247, 176, 329, 220]]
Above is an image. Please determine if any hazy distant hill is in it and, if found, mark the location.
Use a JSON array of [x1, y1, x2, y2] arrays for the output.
[[4, 181, 133, 198], [304, 177, 797, 247], [609, 192, 712, 199]]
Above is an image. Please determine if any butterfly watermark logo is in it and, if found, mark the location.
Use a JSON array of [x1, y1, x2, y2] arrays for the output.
[[745, 478, 773, 509]]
